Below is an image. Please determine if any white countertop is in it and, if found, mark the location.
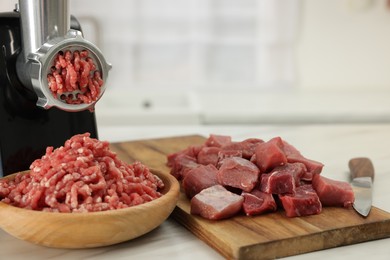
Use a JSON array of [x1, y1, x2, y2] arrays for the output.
[[95, 89, 390, 125], [1, 124, 390, 260]]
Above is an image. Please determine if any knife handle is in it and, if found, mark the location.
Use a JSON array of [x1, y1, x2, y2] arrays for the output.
[[349, 157, 375, 181]]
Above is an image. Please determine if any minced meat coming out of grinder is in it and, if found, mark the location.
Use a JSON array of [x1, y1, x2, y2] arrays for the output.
[[47, 50, 103, 104]]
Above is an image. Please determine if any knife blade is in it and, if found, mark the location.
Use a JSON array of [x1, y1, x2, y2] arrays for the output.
[[348, 157, 374, 217]]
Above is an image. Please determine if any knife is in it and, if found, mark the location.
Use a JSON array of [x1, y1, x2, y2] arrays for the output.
[[348, 157, 375, 217]]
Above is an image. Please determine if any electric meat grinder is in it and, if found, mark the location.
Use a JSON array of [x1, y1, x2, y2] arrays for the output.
[[0, 0, 111, 176]]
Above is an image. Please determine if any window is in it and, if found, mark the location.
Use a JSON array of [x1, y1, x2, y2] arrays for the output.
[[72, 0, 300, 91]]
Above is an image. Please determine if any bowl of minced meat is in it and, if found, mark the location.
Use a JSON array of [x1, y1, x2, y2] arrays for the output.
[[0, 133, 180, 248]]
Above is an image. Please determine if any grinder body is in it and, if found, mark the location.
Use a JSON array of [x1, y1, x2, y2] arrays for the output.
[[0, 12, 99, 177]]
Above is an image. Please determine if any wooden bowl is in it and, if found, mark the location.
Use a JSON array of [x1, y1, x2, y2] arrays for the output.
[[0, 170, 179, 248]]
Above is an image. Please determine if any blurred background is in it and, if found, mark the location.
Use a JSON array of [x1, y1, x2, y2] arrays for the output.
[[2, 0, 390, 125]]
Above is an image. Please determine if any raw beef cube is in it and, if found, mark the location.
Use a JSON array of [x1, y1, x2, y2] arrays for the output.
[[191, 185, 244, 220], [260, 163, 307, 194], [286, 155, 324, 180], [260, 171, 295, 195], [169, 154, 199, 180], [282, 140, 324, 179], [205, 134, 232, 148], [197, 146, 220, 166], [255, 137, 287, 172], [312, 174, 354, 208], [242, 189, 277, 216], [250, 154, 257, 164], [182, 164, 218, 198], [167, 145, 203, 167], [281, 163, 307, 185], [290, 163, 307, 185], [279, 185, 322, 217], [221, 138, 264, 159], [218, 149, 243, 163], [217, 157, 260, 192]]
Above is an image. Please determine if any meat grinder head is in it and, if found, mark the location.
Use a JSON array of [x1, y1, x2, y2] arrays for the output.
[[16, 0, 111, 112]]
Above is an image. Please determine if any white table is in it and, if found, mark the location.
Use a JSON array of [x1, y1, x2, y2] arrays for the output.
[[1, 124, 389, 260]]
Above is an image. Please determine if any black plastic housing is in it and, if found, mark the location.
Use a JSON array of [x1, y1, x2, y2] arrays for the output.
[[0, 12, 98, 176]]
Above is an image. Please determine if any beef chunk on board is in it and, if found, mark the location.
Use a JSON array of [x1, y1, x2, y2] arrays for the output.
[[205, 134, 232, 148], [182, 164, 219, 199], [282, 140, 324, 180], [242, 189, 277, 216], [167, 145, 202, 167], [169, 154, 199, 180], [217, 157, 260, 192], [260, 163, 307, 194], [197, 146, 220, 166], [312, 174, 354, 208], [255, 137, 288, 172], [221, 138, 264, 159], [254, 137, 323, 179], [190, 185, 244, 220], [217, 150, 243, 166], [279, 185, 322, 217]]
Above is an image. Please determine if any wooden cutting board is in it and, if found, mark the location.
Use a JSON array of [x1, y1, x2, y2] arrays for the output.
[[111, 135, 390, 260]]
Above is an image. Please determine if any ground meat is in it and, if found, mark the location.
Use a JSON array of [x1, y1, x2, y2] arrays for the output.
[[0, 133, 164, 213], [47, 50, 103, 104]]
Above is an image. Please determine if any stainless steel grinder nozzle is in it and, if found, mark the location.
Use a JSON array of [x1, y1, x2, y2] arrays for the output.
[[16, 0, 111, 112]]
